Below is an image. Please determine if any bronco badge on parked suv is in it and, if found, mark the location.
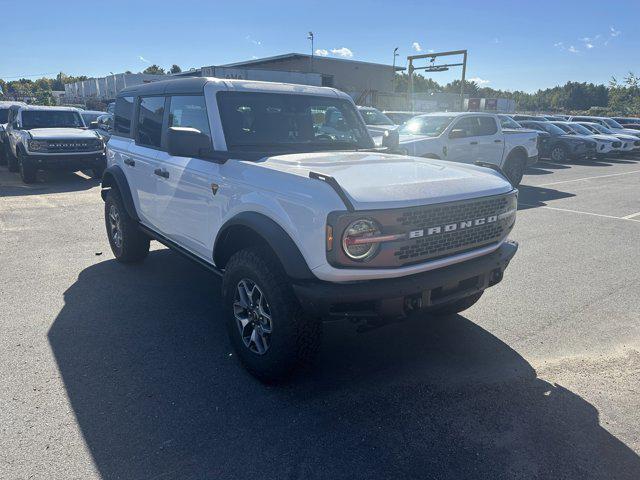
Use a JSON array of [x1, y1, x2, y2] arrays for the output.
[[5, 105, 106, 183], [100, 77, 518, 381]]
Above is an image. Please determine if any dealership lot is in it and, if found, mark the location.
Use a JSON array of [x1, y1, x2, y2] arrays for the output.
[[1, 158, 639, 479]]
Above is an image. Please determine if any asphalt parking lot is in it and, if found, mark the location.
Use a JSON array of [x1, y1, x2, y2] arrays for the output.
[[1, 156, 639, 480]]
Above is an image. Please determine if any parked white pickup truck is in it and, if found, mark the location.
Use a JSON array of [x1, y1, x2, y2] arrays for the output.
[[101, 78, 518, 380], [398, 112, 539, 186]]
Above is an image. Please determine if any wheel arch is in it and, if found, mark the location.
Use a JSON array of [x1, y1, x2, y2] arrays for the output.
[[506, 146, 528, 161], [214, 212, 315, 281], [100, 165, 139, 221]]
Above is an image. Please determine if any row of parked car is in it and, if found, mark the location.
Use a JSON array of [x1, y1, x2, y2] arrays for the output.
[[2, 96, 639, 188], [352, 106, 640, 184]]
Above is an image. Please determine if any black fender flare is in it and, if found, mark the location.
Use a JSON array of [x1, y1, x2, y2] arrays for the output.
[[214, 212, 314, 281], [100, 165, 139, 221]]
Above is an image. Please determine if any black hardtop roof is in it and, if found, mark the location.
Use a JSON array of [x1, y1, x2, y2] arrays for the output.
[[117, 77, 209, 98]]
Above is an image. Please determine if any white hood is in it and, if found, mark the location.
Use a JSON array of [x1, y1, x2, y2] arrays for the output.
[[27, 128, 99, 140], [255, 151, 513, 210]]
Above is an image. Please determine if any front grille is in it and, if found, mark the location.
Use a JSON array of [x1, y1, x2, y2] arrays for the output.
[[45, 139, 101, 153], [613, 141, 622, 148], [392, 194, 516, 266]]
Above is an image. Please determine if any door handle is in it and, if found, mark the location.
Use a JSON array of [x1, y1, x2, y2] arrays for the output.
[[470, 141, 478, 145], [123, 157, 135, 166], [154, 168, 169, 179], [494, 139, 503, 143]]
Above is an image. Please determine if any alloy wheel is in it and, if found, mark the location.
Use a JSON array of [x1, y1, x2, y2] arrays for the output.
[[233, 279, 273, 355], [108, 204, 123, 248]]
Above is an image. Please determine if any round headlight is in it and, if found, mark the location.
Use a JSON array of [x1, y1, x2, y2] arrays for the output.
[[342, 219, 381, 261]]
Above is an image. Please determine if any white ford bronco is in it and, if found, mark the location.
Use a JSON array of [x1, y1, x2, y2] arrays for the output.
[[5, 105, 106, 183], [101, 78, 518, 380]]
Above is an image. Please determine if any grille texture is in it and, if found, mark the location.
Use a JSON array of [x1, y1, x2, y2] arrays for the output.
[[45, 139, 101, 153], [393, 194, 514, 265]]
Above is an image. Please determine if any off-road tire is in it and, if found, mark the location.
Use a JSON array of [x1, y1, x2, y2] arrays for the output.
[[18, 150, 37, 184], [0, 143, 6, 166], [7, 145, 19, 172], [430, 291, 484, 316], [222, 246, 321, 382], [503, 152, 526, 186], [104, 189, 150, 263]]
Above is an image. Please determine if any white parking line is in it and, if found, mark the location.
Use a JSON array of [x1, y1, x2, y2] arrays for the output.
[[519, 203, 640, 222], [535, 169, 640, 187]]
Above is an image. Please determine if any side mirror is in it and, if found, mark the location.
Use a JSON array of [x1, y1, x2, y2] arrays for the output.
[[381, 128, 399, 150], [167, 126, 212, 158], [449, 128, 466, 139], [89, 121, 99, 129]]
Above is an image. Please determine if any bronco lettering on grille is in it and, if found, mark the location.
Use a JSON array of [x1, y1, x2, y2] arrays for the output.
[[409, 215, 498, 239]]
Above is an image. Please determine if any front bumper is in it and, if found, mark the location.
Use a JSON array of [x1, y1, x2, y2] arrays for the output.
[[293, 240, 518, 319], [22, 152, 105, 171]]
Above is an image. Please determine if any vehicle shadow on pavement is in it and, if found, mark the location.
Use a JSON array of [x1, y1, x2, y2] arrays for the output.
[[517, 185, 575, 210], [0, 168, 98, 196], [48, 250, 640, 480]]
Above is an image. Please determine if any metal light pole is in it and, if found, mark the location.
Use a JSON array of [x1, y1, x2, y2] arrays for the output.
[[307, 32, 314, 72], [392, 47, 399, 70]]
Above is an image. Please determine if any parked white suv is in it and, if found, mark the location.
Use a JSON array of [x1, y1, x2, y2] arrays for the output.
[[102, 78, 518, 380], [398, 112, 539, 186], [0, 100, 26, 165], [5, 105, 105, 183]]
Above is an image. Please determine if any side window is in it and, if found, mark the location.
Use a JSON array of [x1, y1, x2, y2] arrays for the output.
[[477, 117, 498, 136], [451, 117, 478, 138], [114, 96, 134, 137], [168, 96, 210, 137], [136, 96, 165, 148]]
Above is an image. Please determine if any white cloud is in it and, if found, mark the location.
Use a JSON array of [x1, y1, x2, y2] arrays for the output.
[[492, 37, 501, 44], [468, 77, 490, 86], [315, 49, 329, 56], [568, 45, 579, 53], [427, 49, 435, 53], [610, 26, 621, 37], [554, 41, 564, 48], [586, 43, 594, 49], [330, 47, 353, 58], [138, 55, 150, 63], [412, 42, 422, 52], [245, 35, 262, 46]]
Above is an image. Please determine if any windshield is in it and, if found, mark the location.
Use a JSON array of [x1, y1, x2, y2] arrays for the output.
[[589, 123, 613, 135], [0, 108, 9, 124], [217, 92, 374, 152], [603, 118, 624, 129], [552, 123, 574, 134], [81, 113, 103, 125], [21, 110, 84, 129], [567, 123, 593, 135], [400, 116, 455, 137], [359, 108, 393, 126], [498, 115, 522, 129], [539, 123, 566, 135]]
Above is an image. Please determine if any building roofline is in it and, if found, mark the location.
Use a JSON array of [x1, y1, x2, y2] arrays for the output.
[[220, 52, 405, 71]]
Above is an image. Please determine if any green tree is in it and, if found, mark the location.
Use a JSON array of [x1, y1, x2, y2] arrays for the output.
[[142, 64, 166, 75], [169, 64, 182, 74]]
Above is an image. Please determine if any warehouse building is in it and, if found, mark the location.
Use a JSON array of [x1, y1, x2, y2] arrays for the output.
[[217, 53, 400, 95]]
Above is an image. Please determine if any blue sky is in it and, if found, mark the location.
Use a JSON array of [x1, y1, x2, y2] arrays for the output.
[[1, 0, 638, 92]]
